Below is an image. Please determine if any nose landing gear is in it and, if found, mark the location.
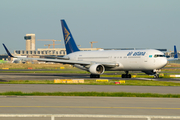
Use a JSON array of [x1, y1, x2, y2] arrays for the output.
[[142, 69, 161, 79], [154, 73, 159, 78]]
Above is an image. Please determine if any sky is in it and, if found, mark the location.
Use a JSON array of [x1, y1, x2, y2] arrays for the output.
[[0, 0, 180, 54]]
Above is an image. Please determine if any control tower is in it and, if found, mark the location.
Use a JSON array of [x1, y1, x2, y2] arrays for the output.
[[24, 34, 35, 50]]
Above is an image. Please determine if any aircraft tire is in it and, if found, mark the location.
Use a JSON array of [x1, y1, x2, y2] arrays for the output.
[[121, 74, 125, 78], [128, 74, 131, 78], [90, 74, 100, 78], [154, 74, 159, 78], [122, 74, 131, 78]]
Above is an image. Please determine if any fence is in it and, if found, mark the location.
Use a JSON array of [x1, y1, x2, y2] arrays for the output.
[[0, 114, 180, 120]]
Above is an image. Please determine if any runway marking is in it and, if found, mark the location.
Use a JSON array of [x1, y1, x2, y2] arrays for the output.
[[0, 106, 179, 110]]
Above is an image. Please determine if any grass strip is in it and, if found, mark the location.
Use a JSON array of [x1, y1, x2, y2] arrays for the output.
[[0, 91, 180, 98], [1, 80, 180, 86], [1, 71, 180, 78]]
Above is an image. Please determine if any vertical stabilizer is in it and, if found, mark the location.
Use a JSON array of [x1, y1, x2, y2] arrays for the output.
[[61, 19, 80, 54], [174, 45, 178, 58], [2, 44, 14, 57]]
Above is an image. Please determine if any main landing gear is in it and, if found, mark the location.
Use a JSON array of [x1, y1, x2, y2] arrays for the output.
[[121, 71, 131, 78], [90, 74, 100, 78]]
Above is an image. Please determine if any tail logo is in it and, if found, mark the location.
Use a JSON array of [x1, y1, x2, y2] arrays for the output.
[[64, 27, 71, 44]]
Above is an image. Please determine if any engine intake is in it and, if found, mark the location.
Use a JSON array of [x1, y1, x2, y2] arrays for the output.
[[89, 64, 105, 75]]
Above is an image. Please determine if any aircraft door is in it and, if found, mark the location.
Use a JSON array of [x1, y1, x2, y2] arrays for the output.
[[144, 53, 148, 63], [154, 55, 157, 65], [74, 55, 78, 60]]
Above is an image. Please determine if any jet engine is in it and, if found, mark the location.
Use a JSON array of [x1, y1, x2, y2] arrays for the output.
[[89, 64, 105, 75]]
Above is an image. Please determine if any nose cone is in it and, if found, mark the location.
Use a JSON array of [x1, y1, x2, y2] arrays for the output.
[[161, 58, 168, 68]]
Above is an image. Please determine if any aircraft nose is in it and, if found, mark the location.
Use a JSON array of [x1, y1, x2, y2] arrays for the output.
[[161, 58, 168, 67]]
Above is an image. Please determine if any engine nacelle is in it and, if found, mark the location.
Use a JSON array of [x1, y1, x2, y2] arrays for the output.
[[89, 64, 105, 75]]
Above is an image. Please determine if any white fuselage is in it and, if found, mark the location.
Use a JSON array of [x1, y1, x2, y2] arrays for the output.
[[66, 49, 167, 71]]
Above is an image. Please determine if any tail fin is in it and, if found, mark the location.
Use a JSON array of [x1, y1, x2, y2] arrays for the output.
[[2, 44, 14, 57], [61, 19, 80, 54], [174, 45, 178, 58]]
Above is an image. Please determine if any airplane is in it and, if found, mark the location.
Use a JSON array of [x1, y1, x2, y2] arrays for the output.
[[3, 19, 178, 78], [1, 46, 27, 63], [12, 56, 27, 63]]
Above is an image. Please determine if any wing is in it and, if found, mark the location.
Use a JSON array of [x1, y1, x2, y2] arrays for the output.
[[2, 44, 118, 68], [19, 57, 118, 67]]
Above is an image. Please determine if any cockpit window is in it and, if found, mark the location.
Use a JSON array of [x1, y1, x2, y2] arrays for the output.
[[154, 54, 165, 58]]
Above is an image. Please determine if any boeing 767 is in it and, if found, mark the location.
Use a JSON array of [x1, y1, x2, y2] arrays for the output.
[[3, 19, 178, 78]]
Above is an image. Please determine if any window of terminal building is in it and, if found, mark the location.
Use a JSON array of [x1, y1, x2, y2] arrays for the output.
[[52, 51, 55, 55], [48, 50, 55, 54], [60, 50, 65, 55], [22, 51, 25, 54], [30, 51, 32, 54], [41, 51, 44, 54], [24, 36, 31, 40], [56, 51, 59, 55], [26, 51, 28, 54], [45, 51, 47, 54], [15, 50, 20, 54], [34, 51, 36, 54], [37, 51, 40, 54]]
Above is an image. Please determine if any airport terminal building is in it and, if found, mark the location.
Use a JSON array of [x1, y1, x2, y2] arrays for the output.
[[14, 48, 101, 57]]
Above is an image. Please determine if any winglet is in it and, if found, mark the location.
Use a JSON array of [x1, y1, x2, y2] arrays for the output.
[[2, 44, 14, 57], [174, 45, 178, 58], [61, 19, 80, 54]]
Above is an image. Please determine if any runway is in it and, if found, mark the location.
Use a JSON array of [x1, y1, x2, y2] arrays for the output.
[[0, 73, 180, 94], [0, 96, 179, 117], [0, 73, 180, 82], [0, 72, 180, 119], [0, 84, 180, 94]]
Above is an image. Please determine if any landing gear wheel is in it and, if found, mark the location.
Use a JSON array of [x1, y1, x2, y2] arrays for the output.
[[128, 74, 131, 78], [121, 74, 131, 78], [154, 74, 159, 78], [122, 74, 125, 78]]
